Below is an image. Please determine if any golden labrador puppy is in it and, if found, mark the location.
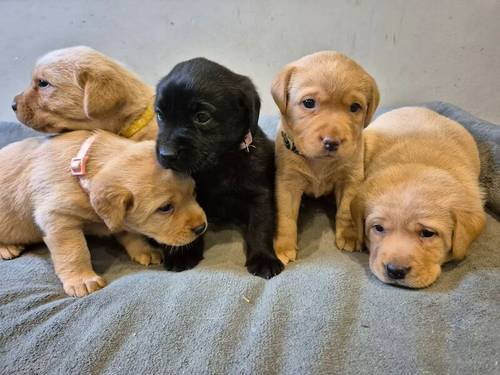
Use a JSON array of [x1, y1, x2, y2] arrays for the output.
[[272, 51, 379, 264], [0, 131, 207, 296], [12, 46, 156, 140], [352, 107, 486, 288]]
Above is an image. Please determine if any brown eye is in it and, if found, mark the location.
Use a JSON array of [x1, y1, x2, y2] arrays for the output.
[[373, 224, 385, 233], [350, 103, 361, 113], [158, 203, 174, 214], [195, 111, 211, 124], [420, 229, 436, 238], [302, 98, 316, 109], [38, 79, 50, 88]]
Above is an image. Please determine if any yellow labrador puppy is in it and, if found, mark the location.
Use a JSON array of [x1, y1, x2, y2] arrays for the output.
[[12, 46, 156, 140], [272, 51, 379, 264], [0, 131, 207, 296], [352, 107, 486, 288]]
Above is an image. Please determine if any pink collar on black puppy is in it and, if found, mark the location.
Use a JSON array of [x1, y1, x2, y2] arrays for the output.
[[240, 130, 256, 152]]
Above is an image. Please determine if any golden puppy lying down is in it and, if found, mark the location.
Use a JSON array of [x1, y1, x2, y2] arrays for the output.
[[0, 131, 206, 296], [12, 46, 157, 140], [272, 51, 379, 264], [352, 107, 486, 288]]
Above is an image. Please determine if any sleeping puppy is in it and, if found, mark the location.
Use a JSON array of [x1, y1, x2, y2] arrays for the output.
[[0, 130, 206, 296], [12, 46, 157, 140], [352, 107, 486, 288], [155, 58, 284, 279], [272, 51, 379, 264]]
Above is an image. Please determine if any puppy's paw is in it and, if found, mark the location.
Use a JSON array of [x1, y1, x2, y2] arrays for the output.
[[163, 249, 203, 272], [246, 254, 284, 279], [274, 238, 297, 265], [0, 245, 24, 260], [335, 227, 361, 252], [131, 249, 163, 266], [62, 273, 107, 297]]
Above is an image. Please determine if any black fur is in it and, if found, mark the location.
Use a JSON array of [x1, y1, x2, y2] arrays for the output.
[[155, 58, 283, 279]]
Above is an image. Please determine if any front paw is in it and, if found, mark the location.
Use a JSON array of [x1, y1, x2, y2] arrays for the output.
[[163, 248, 203, 272], [335, 226, 361, 252], [0, 245, 24, 260], [131, 248, 162, 266], [61, 273, 106, 297], [274, 237, 297, 265], [246, 254, 284, 279]]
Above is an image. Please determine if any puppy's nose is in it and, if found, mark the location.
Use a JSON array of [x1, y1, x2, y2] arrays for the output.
[[192, 223, 207, 236], [11, 99, 17, 112], [385, 263, 411, 280], [322, 137, 340, 152], [157, 145, 178, 160]]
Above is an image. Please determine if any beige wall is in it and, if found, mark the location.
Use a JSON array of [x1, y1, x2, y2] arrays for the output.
[[1, 0, 499, 123]]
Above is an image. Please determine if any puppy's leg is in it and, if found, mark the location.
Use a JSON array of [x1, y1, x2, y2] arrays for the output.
[[274, 177, 303, 265], [43, 225, 106, 297], [0, 244, 24, 260], [163, 235, 204, 272], [245, 189, 284, 279], [334, 182, 362, 252], [115, 232, 162, 266]]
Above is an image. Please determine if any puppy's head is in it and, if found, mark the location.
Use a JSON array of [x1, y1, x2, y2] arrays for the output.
[[352, 168, 485, 288], [13, 46, 145, 133], [155, 58, 260, 173], [272, 51, 379, 159], [90, 141, 207, 246]]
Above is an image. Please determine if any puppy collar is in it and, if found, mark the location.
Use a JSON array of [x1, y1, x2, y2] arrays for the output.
[[119, 104, 154, 138], [281, 131, 302, 156], [70, 135, 96, 193], [240, 130, 256, 152]]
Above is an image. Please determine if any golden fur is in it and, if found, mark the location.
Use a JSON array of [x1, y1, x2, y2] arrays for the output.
[[13, 46, 157, 140], [272, 51, 379, 264], [0, 131, 206, 296], [352, 107, 486, 288]]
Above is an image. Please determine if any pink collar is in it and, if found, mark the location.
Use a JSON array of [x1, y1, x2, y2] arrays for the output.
[[240, 130, 255, 152], [71, 135, 95, 192]]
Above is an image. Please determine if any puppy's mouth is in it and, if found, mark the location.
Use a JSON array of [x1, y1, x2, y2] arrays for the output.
[[146, 236, 198, 250]]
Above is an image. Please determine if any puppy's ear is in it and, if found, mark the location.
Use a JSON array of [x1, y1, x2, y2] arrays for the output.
[[240, 80, 261, 135], [78, 68, 127, 119], [271, 65, 295, 115], [364, 76, 380, 127], [350, 193, 366, 247], [451, 208, 486, 260], [90, 182, 133, 232]]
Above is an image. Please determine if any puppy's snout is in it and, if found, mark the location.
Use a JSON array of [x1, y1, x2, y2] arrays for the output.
[[385, 263, 411, 280], [11, 98, 18, 112], [192, 222, 207, 236], [321, 137, 341, 152]]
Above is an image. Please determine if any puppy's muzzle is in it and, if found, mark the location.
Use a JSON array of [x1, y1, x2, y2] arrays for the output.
[[385, 263, 411, 280], [11, 95, 20, 112]]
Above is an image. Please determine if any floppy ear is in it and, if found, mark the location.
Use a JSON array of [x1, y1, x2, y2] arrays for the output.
[[240, 80, 261, 135], [90, 183, 133, 232], [350, 193, 366, 247], [271, 65, 295, 115], [451, 208, 486, 260], [364, 76, 380, 127], [79, 68, 127, 119]]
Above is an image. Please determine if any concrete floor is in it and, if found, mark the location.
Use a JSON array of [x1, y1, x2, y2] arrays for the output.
[[1, 0, 500, 123]]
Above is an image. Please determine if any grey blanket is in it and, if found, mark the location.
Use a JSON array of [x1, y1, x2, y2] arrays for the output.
[[1, 103, 499, 374]]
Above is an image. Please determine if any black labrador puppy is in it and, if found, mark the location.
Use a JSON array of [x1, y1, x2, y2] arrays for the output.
[[155, 58, 284, 279]]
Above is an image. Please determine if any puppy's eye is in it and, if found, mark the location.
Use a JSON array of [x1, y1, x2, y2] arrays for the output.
[[158, 203, 174, 214], [38, 79, 50, 88], [302, 98, 316, 109], [156, 111, 165, 122], [195, 111, 211, 124], [350, 103, 362, 113], [373, 224, 385, 233], [420, 229, 436, 238]]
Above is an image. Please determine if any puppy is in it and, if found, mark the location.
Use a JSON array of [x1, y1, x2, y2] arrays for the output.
[[272, 51, 379, 264], [155, 58, 284, 279], [12, 46, 157, 140], [352, 107, 486, 288], [0, 131, 206, 296]]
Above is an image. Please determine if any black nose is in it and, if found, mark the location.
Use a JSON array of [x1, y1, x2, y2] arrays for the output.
[[322, 137, 340, 152], [157, 144, 178, 164], [11, 100, 17, 112], [192, 223, 207, 236], [385, 263, 411, 280]]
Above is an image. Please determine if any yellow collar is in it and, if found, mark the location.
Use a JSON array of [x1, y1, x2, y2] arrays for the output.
[[119, 104, 154, 138]]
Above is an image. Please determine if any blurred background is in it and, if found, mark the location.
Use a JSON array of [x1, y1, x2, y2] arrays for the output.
[[1, 0, 499, 122]]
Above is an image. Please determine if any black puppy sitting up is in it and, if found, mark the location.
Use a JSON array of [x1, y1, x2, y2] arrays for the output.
[[155, 58, 284, 279]]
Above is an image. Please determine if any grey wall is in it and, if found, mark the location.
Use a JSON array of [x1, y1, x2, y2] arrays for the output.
[[1, 0, 499, 123]]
